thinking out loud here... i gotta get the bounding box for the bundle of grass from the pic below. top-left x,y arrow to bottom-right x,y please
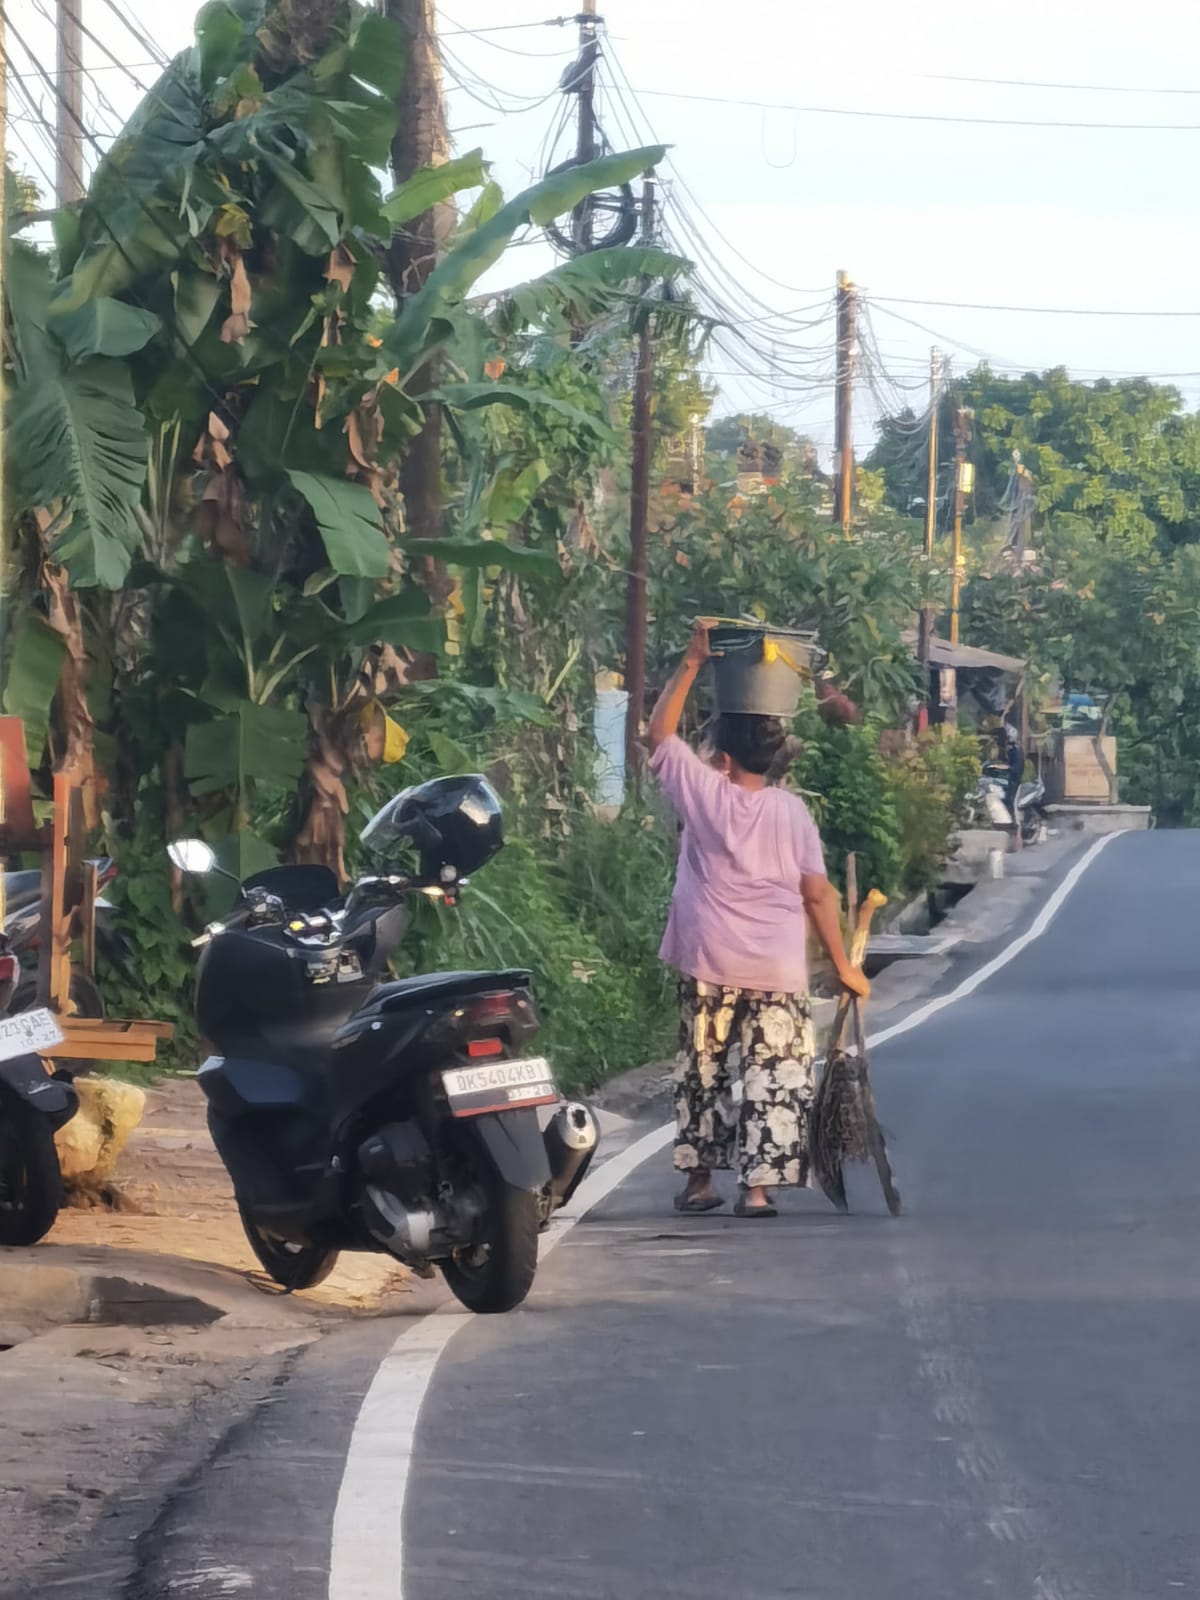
810,889 -> 901,1217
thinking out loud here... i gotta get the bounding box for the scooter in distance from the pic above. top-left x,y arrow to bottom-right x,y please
0,955 -> 76,1246
169,774 -> 599,1314
2,857 -> 125,1028
1013,774 -> 1047,845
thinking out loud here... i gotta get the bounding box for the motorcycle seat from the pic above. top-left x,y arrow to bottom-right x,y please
3,858 -> 113,918
372,969 -> 533,1012
1,870 -> 42,914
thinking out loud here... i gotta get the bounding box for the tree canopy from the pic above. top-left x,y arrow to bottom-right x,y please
870,363 -> 1200,824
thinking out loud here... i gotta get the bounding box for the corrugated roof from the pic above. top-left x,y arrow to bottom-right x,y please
903,632 -> 1026,675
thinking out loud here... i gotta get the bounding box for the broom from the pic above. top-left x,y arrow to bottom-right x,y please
811,887 -> 902,1216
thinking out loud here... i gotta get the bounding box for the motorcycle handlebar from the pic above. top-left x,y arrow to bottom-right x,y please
191,900 -> 258,948
191,874 -> 449,947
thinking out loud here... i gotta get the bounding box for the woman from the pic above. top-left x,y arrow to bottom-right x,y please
648,622 -> 870,1218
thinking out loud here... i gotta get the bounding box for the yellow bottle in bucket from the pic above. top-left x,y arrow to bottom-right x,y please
707,620 -> 821,717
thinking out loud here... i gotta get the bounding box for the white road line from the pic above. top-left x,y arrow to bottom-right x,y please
327,828 -> 1123,1600
865,830 -> 1121,1053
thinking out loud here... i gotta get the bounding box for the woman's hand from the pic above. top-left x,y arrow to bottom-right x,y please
684,619 -> 717,669
837,962 -> 871,1001
649,623 -> 718,750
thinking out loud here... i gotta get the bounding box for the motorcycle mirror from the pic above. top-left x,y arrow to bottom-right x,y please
168,839 -> 218,876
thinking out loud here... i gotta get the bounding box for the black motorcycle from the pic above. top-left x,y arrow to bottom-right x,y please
2,856 -> 123,1027
169,774 -> 599,1314
0,950 -> 78,1246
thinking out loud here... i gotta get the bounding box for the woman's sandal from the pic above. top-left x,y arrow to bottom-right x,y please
674,1191 -> 725,1214
734,1193 -> 778,1219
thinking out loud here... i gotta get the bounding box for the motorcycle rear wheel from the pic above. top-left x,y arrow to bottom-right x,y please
238,1205 -> 339,1292
0,1101 -> 64,1246
441,1181 -> 539,1314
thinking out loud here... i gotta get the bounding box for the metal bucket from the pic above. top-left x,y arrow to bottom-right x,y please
708,623 -> 819,718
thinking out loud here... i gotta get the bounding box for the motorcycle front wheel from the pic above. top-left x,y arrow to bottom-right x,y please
0,1101 -> 64,1246
441,1180 -> 539,1314
238,1204 -> 339,1292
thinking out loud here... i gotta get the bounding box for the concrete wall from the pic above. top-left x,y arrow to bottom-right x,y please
1045,805 -> 1152,836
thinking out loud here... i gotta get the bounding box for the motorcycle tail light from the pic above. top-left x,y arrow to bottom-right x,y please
0,955 -> 17,985
464,993 -> 519,1024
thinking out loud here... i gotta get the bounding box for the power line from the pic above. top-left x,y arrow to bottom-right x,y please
871,292 -> 1200,318
5,56 -> 158,83
51,0 -> 155,95
4,73 -> 65,204
438,40 -> 570,115
923,71 -> 1200,97
439,15 -> 573,36
2,7 -> 239,422
3,20 -> 87,195
628,84 -> 1200,133
587,53 -> 842,375
97,0 -> 169,67
602,46 -> 828,299
438,9 -> 576,57
866,301 -> 1031,368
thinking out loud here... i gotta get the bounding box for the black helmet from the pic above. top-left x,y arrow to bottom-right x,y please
360,775 -> 503,882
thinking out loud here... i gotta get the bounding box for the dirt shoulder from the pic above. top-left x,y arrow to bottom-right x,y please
0,1076 -> 416,1587
49,1075 -> 412,1312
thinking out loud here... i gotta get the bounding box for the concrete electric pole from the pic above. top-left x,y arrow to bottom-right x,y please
573,0 -> 600,252
917,347 -> 941,679
833,271 -> 856,534
56,0 -> 85,204
950,405 -> 974,644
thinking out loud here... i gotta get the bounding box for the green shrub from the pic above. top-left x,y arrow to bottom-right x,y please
97,800 -> 200,1074
793,710 -> 903,896
887,732 -> 981,893
394,825 -> 675,1093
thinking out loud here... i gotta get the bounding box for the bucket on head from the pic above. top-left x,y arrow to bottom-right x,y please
708,622 -> 819,718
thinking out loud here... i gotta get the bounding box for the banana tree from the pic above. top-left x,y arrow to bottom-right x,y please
3,0 -> 670,876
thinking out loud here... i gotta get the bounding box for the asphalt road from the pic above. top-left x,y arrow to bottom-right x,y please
30,830 -> 1200,1598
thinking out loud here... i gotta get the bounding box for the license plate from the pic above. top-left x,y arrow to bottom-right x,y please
442,1057 -> 557,1117
0,1008 -> 64,1063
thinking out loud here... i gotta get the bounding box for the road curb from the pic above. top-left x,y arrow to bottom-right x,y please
0,1246 -> 372,1336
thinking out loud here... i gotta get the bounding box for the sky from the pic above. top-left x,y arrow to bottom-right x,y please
10,0 -> 1200,460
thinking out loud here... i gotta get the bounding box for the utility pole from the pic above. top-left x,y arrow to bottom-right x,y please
573,0 -> 600,253
56,0 -> 85,204
916,348 -> 940,683
1011,451 -> 1034,564
833,270 -> 855,534
0,12 -> 7,676
950,405 -> 973,645
383,0 -> 450,543
624,173 -> 656,774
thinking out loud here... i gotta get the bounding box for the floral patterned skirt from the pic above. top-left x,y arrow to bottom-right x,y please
674,978 -> 816,1188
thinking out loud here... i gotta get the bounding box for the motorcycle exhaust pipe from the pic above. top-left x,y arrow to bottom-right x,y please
544,1101 -> 600,1208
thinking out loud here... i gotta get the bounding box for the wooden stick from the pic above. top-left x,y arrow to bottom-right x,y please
850,887 -> 888,968
828,887 -> 888,1052
845,850 -> 858,931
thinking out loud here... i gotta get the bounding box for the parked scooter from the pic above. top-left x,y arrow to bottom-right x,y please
0,956 -> 75,1245
2,858 -> 124,1026
1013,774 -> 1047,845
169,774 -> 600,1314
965,766 -> 1015,829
